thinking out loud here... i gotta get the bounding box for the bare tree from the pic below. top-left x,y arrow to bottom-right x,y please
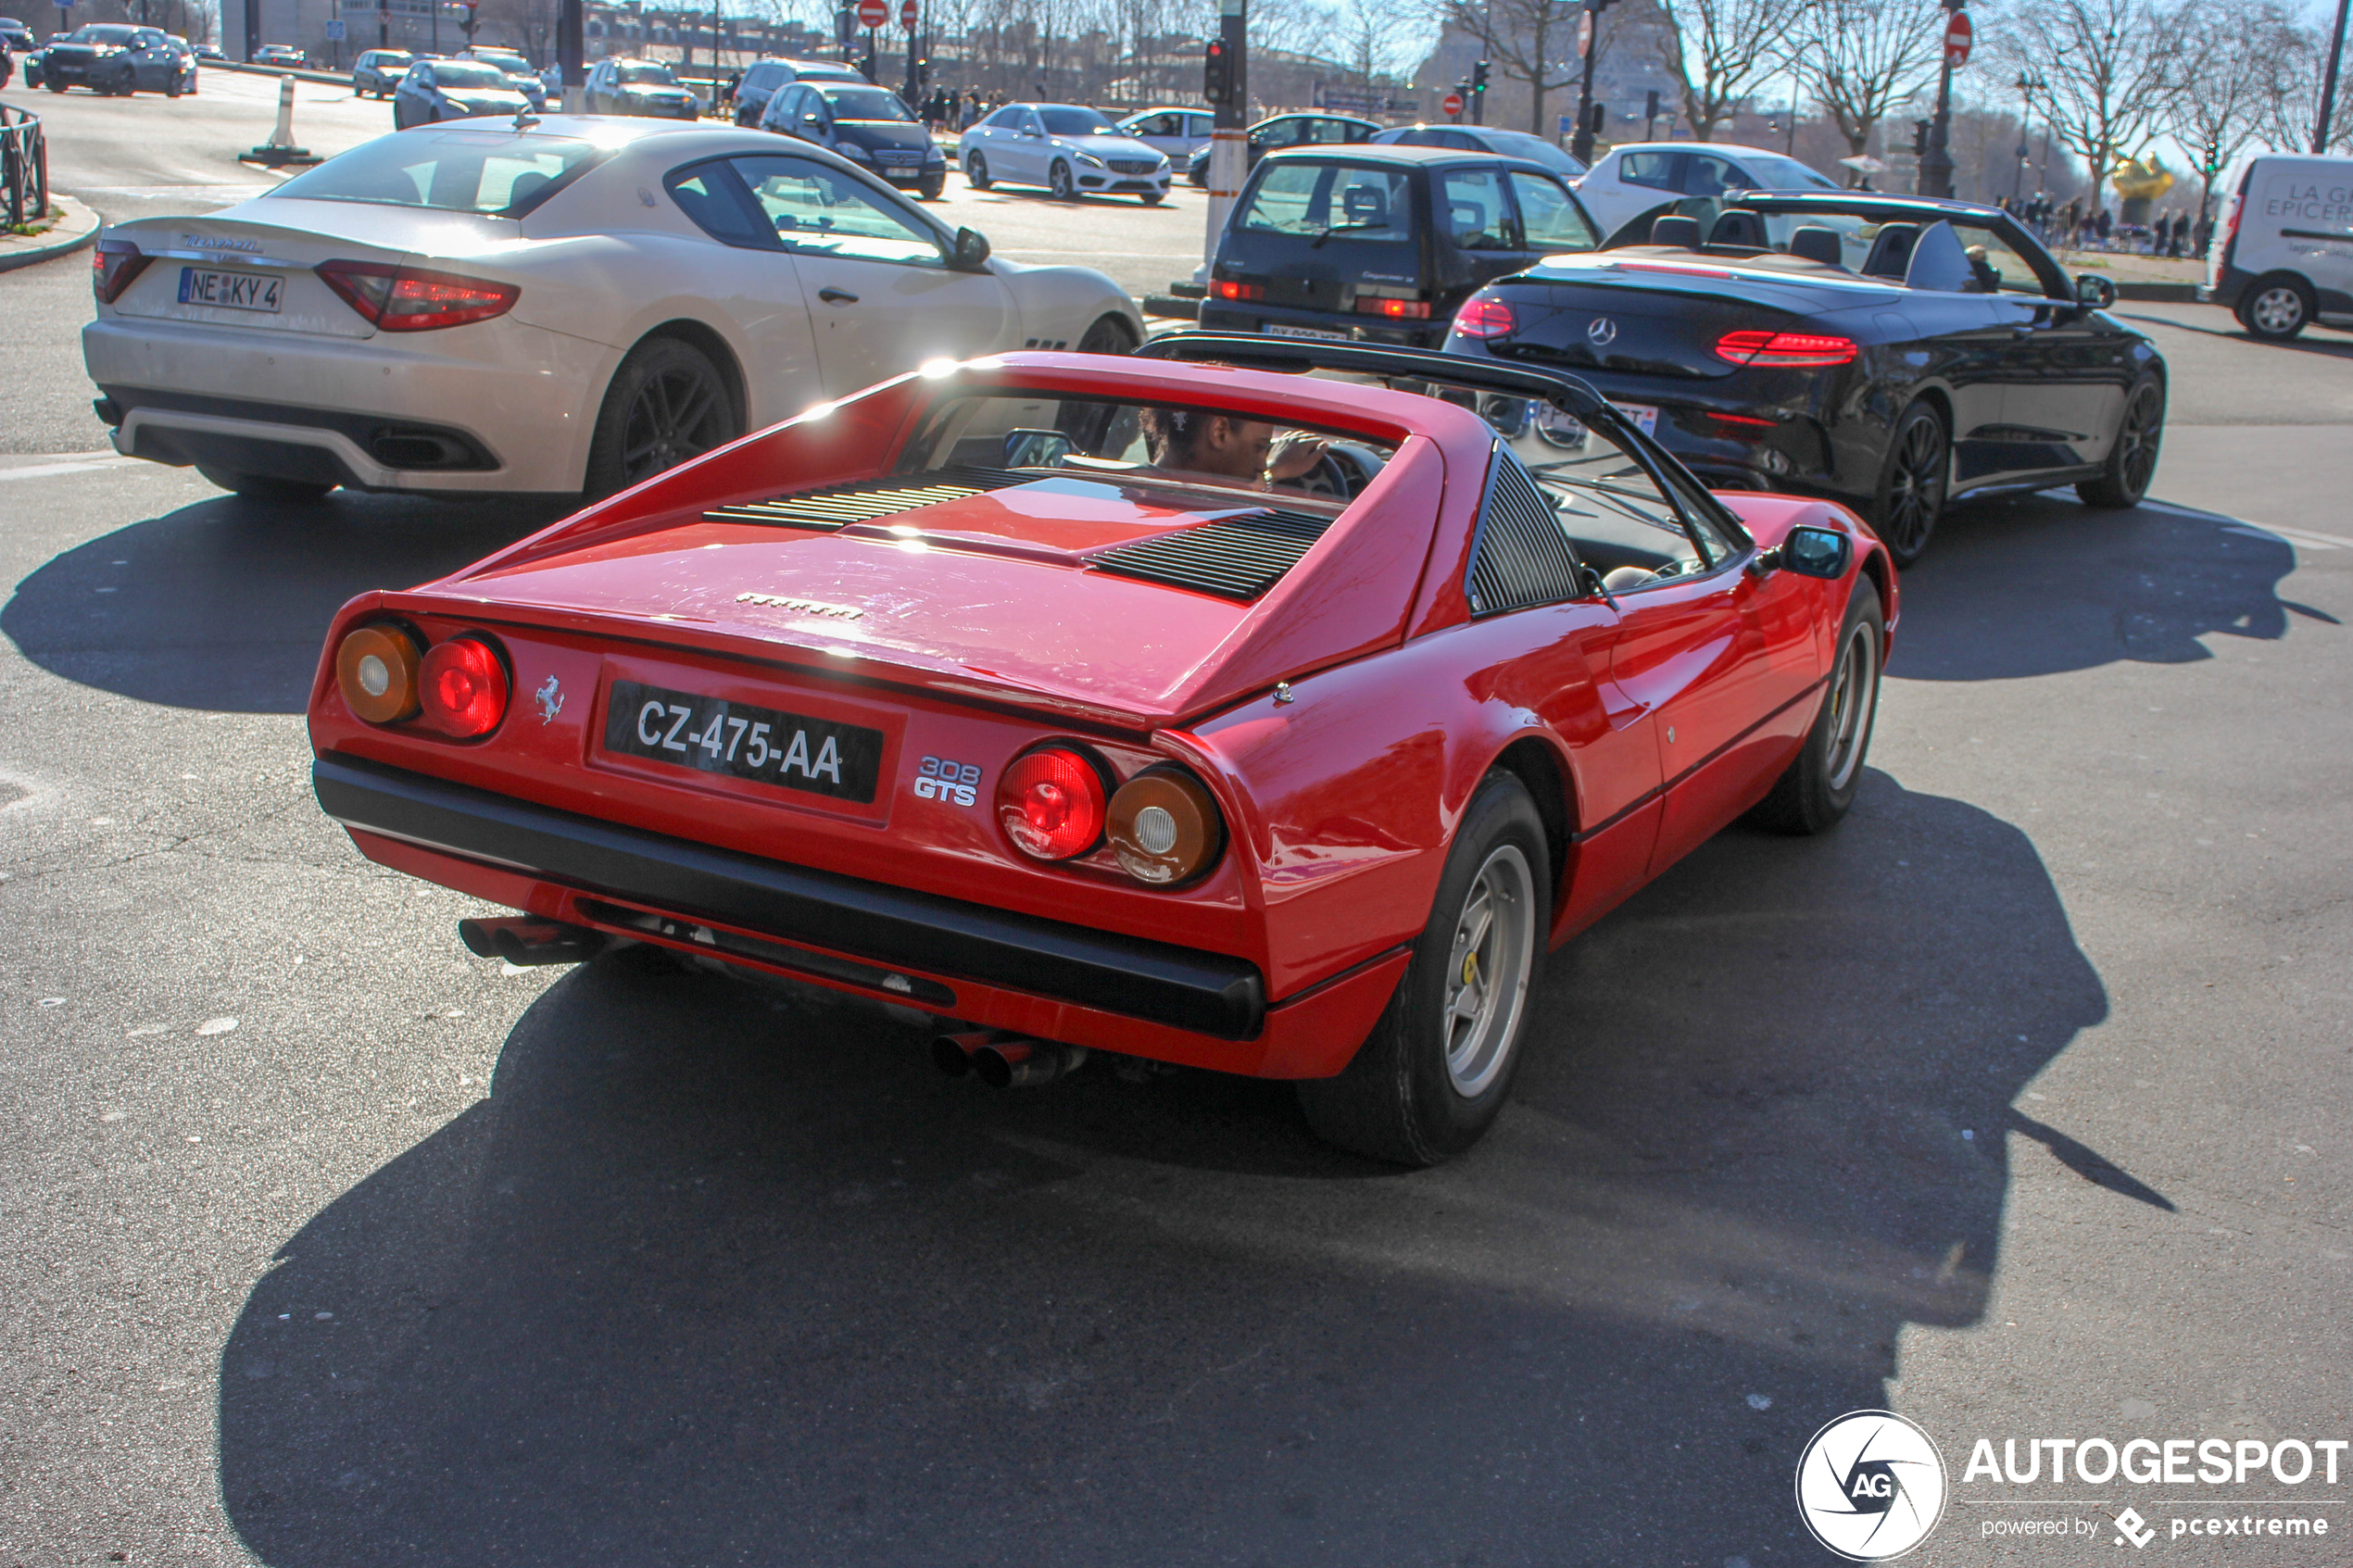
1336,0 -> 1411,84
1655,0 -> 1799,143
1991,0 -> 2174,209
2161,0 -> 2296,209
1433,0 -> 1652,137
2260,17 -> 2353,154
1790,0 -> 1944,168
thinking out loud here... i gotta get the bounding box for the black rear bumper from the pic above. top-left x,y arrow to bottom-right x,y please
313,755 -> 1267,1040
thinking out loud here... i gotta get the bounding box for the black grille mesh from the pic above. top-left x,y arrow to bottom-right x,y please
1466,450 -> 1583,616
1088,508 -> 1332,600
704,466 -> 1029,530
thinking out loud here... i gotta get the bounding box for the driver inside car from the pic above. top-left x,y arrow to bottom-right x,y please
1138,407 -> 1328,491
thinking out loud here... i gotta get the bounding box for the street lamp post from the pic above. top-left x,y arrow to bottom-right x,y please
2013,71 -> 2044,203
2317,0 -> 2348,152
1918,0 -> 1961,199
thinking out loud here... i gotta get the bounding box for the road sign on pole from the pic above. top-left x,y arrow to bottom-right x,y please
1441,89 -> 1464,119
899,0 -> 914,28
1577,8 -> 1592,57
855,0 -> 887,30
1944,10 -> 1971,68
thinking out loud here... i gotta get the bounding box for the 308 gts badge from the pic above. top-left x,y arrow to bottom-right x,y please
913,756 -> 982,807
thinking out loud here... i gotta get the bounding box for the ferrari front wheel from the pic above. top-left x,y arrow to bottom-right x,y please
1870,400 -> 1948,567
1748,577 -> 1882,834
1297,771 -> 1549,1166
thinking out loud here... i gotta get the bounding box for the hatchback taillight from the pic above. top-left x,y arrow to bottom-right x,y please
316,259 -> 520,332
92,239 -> 152,304
1714,330 -> 1858,368
1354,295 -> 1432,320
1212,279 -> 1265,301
1453,296 -> 1517,339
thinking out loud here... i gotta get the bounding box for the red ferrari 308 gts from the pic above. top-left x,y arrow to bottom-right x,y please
307,337 -> 1895,1164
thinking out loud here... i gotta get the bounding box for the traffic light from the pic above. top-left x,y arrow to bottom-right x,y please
1471,58 -> 1489,95
1203,37 -> 1229,104
1912,119 -> 1931,157
1644,89 -> 1659,120
1590,102 -> 1606,134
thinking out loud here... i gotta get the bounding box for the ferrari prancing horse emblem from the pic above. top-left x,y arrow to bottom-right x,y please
535,675 -> 564,724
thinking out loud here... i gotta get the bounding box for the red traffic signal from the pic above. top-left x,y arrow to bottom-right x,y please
1203,38 -> 1231,104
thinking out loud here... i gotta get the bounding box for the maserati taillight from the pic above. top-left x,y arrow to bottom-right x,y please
1715,330 -> 1858,368
316,259 -> 520,332
92,239 -> 153,304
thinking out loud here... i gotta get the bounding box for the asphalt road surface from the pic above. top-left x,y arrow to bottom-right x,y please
3,78 -> 2350,1568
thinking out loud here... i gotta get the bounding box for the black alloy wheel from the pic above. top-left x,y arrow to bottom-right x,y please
965,152 -> 991,189
584,336 -> 741,498
1048,160 -> 1076,201
1076,314 -> 1138,356
1871,401 -> 1949,567
2078,376 -> 2165,508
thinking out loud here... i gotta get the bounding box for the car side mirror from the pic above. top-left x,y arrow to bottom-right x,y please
1754,524 -> 1851,580
2075,272 -> 2117,308
950,226 -> 990,270
1003,428 -> 1075,468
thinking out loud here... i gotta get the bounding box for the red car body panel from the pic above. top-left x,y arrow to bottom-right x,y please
307,354 -> 1894,1078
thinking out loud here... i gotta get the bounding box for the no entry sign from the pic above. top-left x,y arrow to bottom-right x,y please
856,0 -> 888,30
1442,90 -> 1464,118
1944,10 -> 1972,68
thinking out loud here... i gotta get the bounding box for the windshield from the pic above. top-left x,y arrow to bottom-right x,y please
1740,153 -> 1839,191
821,85 -> 912,121
429,61 -> 510,88
1038,107 -> 1116,136
617,62 -> 677,85
1238,162 -> 1414,244
473,51 -> 527,69
271,130 -> 604,214
70,24 -> 139,43
371,50 -> 414,64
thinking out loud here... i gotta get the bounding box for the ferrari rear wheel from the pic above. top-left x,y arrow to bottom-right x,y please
584,336 -> 741,498
1297,771 -> 1549,1166
2077,375 -> 2164,508
1870,400 -> 1948,567
1748,577 -> 1883,835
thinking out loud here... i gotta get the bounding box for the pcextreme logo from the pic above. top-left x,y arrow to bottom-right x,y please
1797,1411 -> 1950,1561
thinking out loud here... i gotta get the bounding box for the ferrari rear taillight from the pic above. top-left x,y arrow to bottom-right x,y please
92,239 -> 152,304
417,635 -> 510,737
998,746 -> 1108,861
316,259 -> 520,332
1453,296 -> 1517,339
1714,330 -> 1858,368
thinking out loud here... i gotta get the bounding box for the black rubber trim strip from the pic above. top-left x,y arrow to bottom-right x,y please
313,754 -> 1266,1039
1567,671 -> 1830,844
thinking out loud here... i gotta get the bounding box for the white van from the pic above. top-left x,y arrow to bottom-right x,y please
2203,152 -> 2353,340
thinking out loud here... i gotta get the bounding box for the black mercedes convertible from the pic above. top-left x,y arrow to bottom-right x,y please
1441,192 -> 2166,563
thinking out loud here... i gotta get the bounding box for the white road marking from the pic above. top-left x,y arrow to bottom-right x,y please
0,458 -> 138,483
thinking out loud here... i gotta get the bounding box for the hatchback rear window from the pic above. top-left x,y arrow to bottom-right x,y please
269,131 -> 606,216
1238,163 -> 1413,244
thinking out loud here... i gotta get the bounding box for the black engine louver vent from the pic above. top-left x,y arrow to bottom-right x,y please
704,465 -> 1030,530
1466,449 -> 1583,616
1087,508 -> 1332,600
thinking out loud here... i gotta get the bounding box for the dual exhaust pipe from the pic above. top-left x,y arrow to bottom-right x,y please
931,1029 -> 1088,1089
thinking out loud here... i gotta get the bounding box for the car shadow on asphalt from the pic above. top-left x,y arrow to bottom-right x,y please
1891,489 -> 2301,679
0,489 -> 567,712
215,771 -> 2128,1566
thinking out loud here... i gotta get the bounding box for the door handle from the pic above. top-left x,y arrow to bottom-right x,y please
818,287 -> 860,305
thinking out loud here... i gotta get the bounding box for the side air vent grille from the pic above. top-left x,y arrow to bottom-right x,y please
1087,508 -> 1332,600
704,466 -> 1030,530
1466,448 -> 1582,616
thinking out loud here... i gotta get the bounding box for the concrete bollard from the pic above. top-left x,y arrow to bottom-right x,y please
242,71 -> 319,166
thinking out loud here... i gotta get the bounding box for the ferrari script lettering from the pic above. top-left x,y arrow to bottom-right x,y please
736,592 -> 863,620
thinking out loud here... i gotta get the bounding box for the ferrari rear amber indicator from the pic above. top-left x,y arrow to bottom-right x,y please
1714,330 -> 1859,368
1107,767 -> 1224,885
316,259 -> 521,332
998,746 -> 1108,861
334,624 -> 422,724
418,636 -> 510,737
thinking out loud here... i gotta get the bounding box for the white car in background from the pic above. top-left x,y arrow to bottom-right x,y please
1572,140 -> 1840,239
82,118 -> 1143,500
956,103 -> 1171,204
1116,107 -> 1212,162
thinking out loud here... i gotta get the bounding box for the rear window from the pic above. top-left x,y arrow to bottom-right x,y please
1238,162 -> 1414,244
270,130 -> 605,215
